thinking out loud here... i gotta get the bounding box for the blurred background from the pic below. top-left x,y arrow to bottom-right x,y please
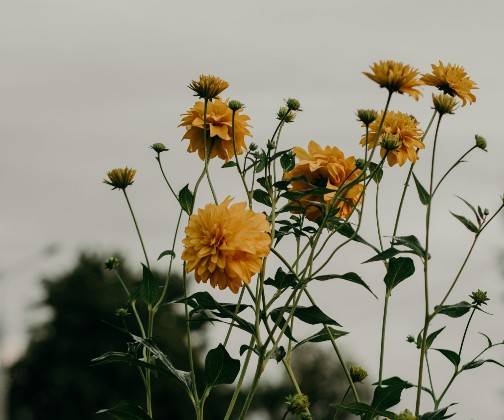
2,1 -> 504,419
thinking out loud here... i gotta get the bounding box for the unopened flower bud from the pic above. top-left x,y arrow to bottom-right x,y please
103,167 -> 136,190
228,99 -> 244,111
277,106 -> 295,123
356,109 -> 378,126
355,158 -> 366,169
349,365 -> 368,383
406,335 -> 416,343
249,142 -> 258,151
381,133 -> 401,151
286,98 -> 301,111
115,307 -> 130,317
483,208 -> 489,216
267,139 -> 276,150
396,409 -> 417,420
105,257 -> 120,270
285,394 -> 310,415
150,142 -> 168,154
470,289 -> 490,306
475,134 -> 487,151
432,93 -> 458,115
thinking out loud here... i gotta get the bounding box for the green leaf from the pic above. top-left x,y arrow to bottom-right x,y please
329,220 -> 375,248
97,401 -> 151,420
435,301 -> 472,318
280,152 -> 295,171
254,151 -> 268,173
264,267 -> 297,289
426,327 -> 446,349
369,376 -> 413,416
312,272 -> 377,298
368,162 -> 384,184
419,403 -> 457,419
412,172 -> 430,205
138,264 -> 161,305
383,257 -> 415,292
461,358 -> 504,371
273,180 -> 290,190
456,195 -> 481,224
332,402 -> 395,418
239,344 -> 259,356
178,184 -> 194,214
273,305 -> 341,326
221,161 -> 237,168
450,212 -> 479,233
253,189 -> 272,207
363,247 -> 400,263
269,311 -> 297,342
131,334 -> 192,393
434,348 -> 460,367
392,235 -> 427,258
479,332 -> 493,347
294,327 -> 348,349
91,351 -> 161,373
205,343 -> 240,386
157,250 -> 175,260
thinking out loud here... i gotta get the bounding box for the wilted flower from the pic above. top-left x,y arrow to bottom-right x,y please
364,60 -> 423,100
284,140 -> 363,221
421,61 -> 477,106
150,142 -> 168,154
361,111 -> 424,167
349,365 -> 368,383
470,289 -> 490,306
188,74 -> 229,100
179,99 -> 251,161
181,197 -> 270,293
103,167 -> 136,190
475,134 -> 487,151
277,106 -> 296,123
432,93 -> 458,115
285,394 -> 310,415
104,257 -> 120,270
357,109 -> 378,126
286,98 -> 302,111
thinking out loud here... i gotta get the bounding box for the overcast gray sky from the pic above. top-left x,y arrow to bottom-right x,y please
2,0 -> 504,418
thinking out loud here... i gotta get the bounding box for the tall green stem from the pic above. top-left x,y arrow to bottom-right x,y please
122,189 -> 150,268
378,292 -> 389,385
415,114 -> 443,416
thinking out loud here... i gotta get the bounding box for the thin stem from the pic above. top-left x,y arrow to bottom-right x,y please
231,110 -> 252,208
223,287 -> 245,347
432,146 -> 477,197
425,353 -> 437,401
333,386 -> 351,420
378,293 -> 390,385
458,307 -> 476,357
156,155 -> 178,201
392,110 -> 437,238
375,181 -> 384,252
122,189 -> 150,268
415,114 -> 443,416
182,265 -> 198,403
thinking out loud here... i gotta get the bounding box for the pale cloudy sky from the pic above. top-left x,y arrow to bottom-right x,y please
2,1 -> 504,419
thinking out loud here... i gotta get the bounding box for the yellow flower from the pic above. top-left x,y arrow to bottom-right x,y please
432,93 -> 458,115
179,99 -> 251,161
361,111 -> 424,167
188,74 -> 229,100
364,60 -> 423,100
284,141 -> 363,221
421,61 -> 477,106
181,197 -> 270,293
103,167 -> 136,190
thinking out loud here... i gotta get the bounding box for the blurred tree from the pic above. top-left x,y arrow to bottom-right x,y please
8,253 -> 364,419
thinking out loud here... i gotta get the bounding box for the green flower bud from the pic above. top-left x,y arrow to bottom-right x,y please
355,158 -> 366,170
349,365 -> 368,383
286,98 -> 301,111
356,109 -> 378,126
470,289 -> 490,306
150,142 -> 168,154
475,134 -> 487,151
406,335 -> 416,343
228,99 -> 244,111
115,307 -> 130,317
249,142 -> 258,151
104,257 -> 120,270
286,394 -> 310,415
396,409 -> 417,420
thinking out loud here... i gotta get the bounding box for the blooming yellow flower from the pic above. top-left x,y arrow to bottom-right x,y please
364,60 -> 423,100
361,111 -> 424,167
181,197 -> 270,293
103,167 -> 136,190
188,74 -> 229,100
421,61 -> 477,106
179,99 -> 251,161
284,141 -> 363,221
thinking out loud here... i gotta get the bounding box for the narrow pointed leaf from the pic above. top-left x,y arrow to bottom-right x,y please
363,247 -> 400,263
312,272 -> 377,298
450,212 -> 479,233
413,172 -> 430,205
434,348 -> 460,367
